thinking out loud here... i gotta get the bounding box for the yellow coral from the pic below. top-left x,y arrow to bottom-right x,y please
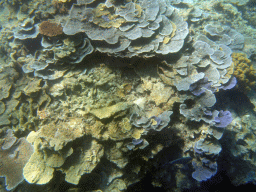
134,4 -> 142,18
232,53 -> 256,92
170,21 -> 177,39
163,36 -> 171,44
92,3 -> 125,29
56,0 -> 70,2
224,61 -> 235,80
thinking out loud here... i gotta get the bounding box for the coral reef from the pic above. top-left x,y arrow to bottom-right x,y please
232,52 -> 256,92
61,139 -> 104,184
158,24 -> 239,128
214,110 -> 233,128
204,24 -> 244,50
220,0 -> 249,6
19,34 -> 93,79
130,110 -> 173,132
158,23 -> 243,93
192,138 -> 221,181
23,118 -> 88,184
14,17 -> 39,40
228,115 -> 256,161
63,0 -> 189,57
222,114 -> 256,186
0,129 -> 34,190
240,1 -> 256,28
0,0 -> 256,191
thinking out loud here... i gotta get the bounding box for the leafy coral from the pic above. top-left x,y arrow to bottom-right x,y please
0,129 -> 34,190
63,0 -> 189,57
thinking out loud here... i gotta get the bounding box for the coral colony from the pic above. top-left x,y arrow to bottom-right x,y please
0,0 -> 256,191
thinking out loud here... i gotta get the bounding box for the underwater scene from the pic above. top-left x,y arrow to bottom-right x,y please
0,0 -> 256,191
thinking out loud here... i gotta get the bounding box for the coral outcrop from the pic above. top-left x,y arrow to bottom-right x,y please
23,118 -> 90,184
204,24 -> 244,50
158,24 -> 242,93
19,34 -> 93,79
192,138 -> 221,181
222,114 -> 256,186
1,0 -> 256,191
63,0 -> 189,57
0,129 -> 34,190
14,17 -> 39,40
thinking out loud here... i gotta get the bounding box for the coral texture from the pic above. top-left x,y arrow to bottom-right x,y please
63,0 -> 189,57
0,129 -> 34,190
192,138 -> 221,181
1,0 -> 256,191
232,52 -> 256,92
23,118 -> 87,184
14,17 -> 39,40
39,20 -> 63,37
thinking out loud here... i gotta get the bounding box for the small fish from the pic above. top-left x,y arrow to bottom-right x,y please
169,157 -> 192,165
161,156 -> 193,168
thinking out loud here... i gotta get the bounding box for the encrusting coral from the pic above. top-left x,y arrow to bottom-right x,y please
39,20 -> 63,37
232,52 -> 256,92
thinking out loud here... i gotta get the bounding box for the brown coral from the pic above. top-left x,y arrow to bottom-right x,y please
232,53 -> 256,92
39,21 -> 63,37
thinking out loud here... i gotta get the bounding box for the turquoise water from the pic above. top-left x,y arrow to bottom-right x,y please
0,0 -> 256,191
